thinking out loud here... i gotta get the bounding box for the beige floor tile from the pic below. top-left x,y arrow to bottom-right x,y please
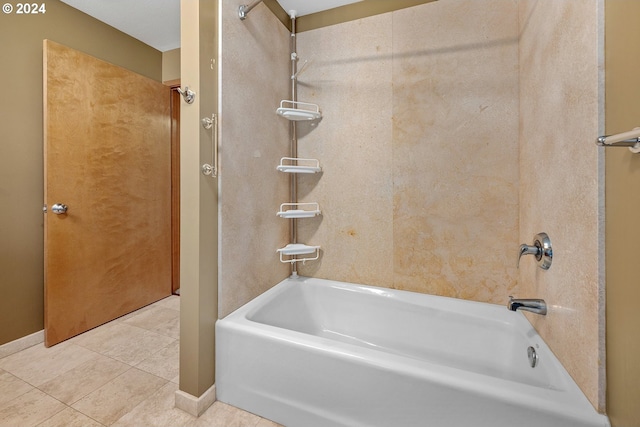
0,388 -> 66,427
0,342 -> 67,374
0,369 -> 33,407
0,342 -> 61,365
255,418 -> 284,427
69,322 -> 121,348
135,340 -> 179,381
194,401 -> 265,427
72,323 -> 175,366
123,306 -> 179,339
38,354 -> 130,404
111,382 -> 196,427
114,304 -> 156,323
0,342 -> 98,387
72,368 -> 167,426
152,296 -> 180,311
160,317 -> 180,340
0,296 -> 273,427
35,407 -> 104,427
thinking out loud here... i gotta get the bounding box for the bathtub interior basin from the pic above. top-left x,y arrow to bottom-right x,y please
216,276 -> 609,427
248,279 -> 555,388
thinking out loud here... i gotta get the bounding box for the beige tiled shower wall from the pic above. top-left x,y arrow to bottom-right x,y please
518,0 -> 604,411
295,0 -> 604,412
296,0 -> 520,303
219,2 -> 291,317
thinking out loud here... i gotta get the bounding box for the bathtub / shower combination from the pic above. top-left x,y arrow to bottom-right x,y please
216,276 -> 609,427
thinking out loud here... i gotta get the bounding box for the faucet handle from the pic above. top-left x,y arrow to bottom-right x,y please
517,232 -> 552,270
517,244 -> 539,268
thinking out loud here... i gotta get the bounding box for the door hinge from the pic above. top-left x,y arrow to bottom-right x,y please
43,204 -> 47,213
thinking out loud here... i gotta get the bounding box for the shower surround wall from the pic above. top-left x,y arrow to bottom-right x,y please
219,2 -> 291,318
217,0 -> 604,411
294,0 -> 603,413
296,1 -> 520,304
518,0 -> 604,411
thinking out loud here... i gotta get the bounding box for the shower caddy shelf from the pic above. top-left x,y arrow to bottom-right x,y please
277,243 -> 320,264
276,157 -> 321,174
276,100 -> 321,121
277,202 -> 321,219
276,98 -> 323,266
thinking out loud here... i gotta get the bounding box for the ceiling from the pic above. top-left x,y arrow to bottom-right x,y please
60,0 -> 364,52
277,0 -> 362,17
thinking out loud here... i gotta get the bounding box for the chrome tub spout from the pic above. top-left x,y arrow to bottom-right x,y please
508,296 -> 547,315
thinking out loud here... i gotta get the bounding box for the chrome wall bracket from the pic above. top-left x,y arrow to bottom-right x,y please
177,86 -> 196,104
238,0 -> 263,20
201,114 -> 218,178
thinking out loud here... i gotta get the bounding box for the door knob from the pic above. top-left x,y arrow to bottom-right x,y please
51,203 -> 68,215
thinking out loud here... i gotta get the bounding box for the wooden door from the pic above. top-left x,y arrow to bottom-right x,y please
43,40 -> 172,346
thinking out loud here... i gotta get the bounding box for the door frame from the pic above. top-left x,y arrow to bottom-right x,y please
167,80 -> 181,295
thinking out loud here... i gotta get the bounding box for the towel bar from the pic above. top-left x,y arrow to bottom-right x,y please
596,127 -> 640,152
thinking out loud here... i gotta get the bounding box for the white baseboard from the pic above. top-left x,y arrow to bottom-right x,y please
175,383 -> 216,417
0,330 -> 44,359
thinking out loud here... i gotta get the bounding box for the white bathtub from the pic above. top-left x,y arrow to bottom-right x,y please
216,277 -> 609,427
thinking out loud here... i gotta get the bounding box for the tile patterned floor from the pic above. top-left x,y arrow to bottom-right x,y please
0,296 -> 282,427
